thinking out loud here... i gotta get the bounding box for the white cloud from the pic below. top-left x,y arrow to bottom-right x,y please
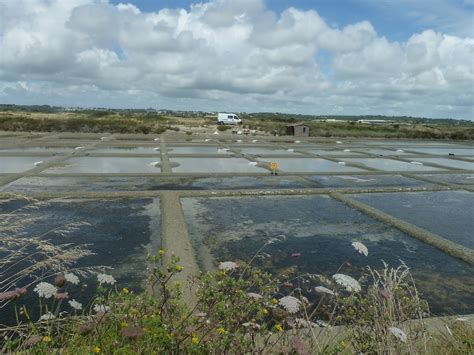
0,0 -> 472,119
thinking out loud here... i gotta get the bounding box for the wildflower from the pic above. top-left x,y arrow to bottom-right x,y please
291,318 -> 318,329
93,304 -> 110,313
121,321 -> 129,328
54,292 -> 69,300
332,274 -> 361,293
122,326 -> 145,339
351,241 -> 368,256
278,296 -> 302,314
291,336 -> 309,355
191,335 -> 199,344
262,308 -> 269,316
42,336 -> 52,343
247,292 -> 263,299
274,324 -> 284,332
122,287 -> 130,294
271,298 -> 278,305
39,312 -> 56,321
97,273 -> 116,285
159,249 -> 165,256
34,282 -> 57,299
217,327 -> 227,335
388,327 -> 407,343
93,346 -> 101,353
69,299 -> 82,311
65,273 -> 80,285
54,274 -> 66,287
0,287 -> 27,302
218,261 -> 238,271
243,322 -> 261,330
314,286 -> 335,296
23,335 -> 42,347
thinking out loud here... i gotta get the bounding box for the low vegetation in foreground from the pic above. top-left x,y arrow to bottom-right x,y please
1,234 -> 473,354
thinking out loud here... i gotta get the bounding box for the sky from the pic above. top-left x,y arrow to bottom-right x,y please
0,0 -> 473,119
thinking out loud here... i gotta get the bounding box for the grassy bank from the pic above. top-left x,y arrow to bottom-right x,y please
1,108 -> 473,139
242,116 -> 474,140
0,112 -> 172,134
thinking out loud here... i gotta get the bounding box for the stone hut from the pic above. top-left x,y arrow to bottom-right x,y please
286,124 -> 310,137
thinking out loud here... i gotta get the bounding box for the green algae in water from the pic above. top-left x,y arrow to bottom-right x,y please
0,198 -> 159,325
351,191 -> 474,249
182,195 -> 474,315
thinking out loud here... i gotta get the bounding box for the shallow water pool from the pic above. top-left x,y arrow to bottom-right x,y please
0,156 -> 54,173
182,195 -> 474,314
43,157 -> 162,173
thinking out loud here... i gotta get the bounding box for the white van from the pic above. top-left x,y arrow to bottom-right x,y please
217,112 -> 242,125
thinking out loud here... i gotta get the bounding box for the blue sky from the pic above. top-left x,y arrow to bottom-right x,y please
1,0 -> 473,119
110,0 -> 474,40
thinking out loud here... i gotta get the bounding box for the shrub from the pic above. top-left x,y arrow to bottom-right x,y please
217,125 -> 230,131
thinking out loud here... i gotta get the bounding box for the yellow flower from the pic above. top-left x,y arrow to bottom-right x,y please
93,346 -> 101,353
340,340 -> 347,349
191,335 -> 199,344
121,321 -> 128,328
262,308 -> 269,316
217,327 -> 226,335
122,287 -> 130,294
274,324 -> 283,332
175,265 -> 183,272
159,249 -> 165,256
42,336 -> 52,343
174,281 -> 181,288
271,298 -> 278,305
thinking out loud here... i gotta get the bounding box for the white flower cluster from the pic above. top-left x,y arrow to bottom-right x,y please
39,312 -> 56,321
351,241 -> 369,256
34,282 -> 57,299
314,286 -> 335,296
388,327 -> 407,343
292,318 -> 318,329
69,299 -> 82,311
93,304 -> 110,313
218,261 -> 238,271
65,273 -> 80,285
278,296 -> 302,314
97,273 -> 116,285
332,274 -> 361,293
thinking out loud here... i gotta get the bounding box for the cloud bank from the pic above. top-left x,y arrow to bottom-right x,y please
0,0 -> 472,119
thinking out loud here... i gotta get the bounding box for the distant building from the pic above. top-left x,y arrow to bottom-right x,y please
286,123 -> 309,137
